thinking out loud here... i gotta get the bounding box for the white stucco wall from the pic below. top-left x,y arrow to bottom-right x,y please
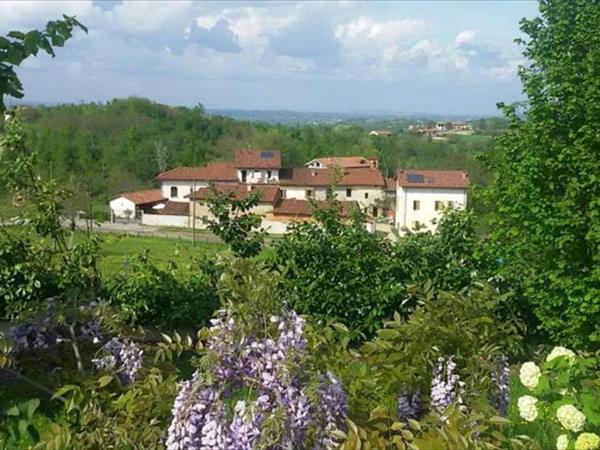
237,169 -> 279,184
160,181 -> 208,202
332,187 -> 384,209
395,187 -> 467,233
109,197 -> 136,219
141,213 -> 190,228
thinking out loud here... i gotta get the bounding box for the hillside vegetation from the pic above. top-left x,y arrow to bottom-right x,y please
9,98 -> 491,206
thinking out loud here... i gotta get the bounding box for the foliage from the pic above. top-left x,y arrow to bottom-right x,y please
103,252 -> 219,329
202,184 -> 266,258
273,201 -> 409,340
0,116 -> 100,316
394,208 -> 487,292
510,347 -> 600,449
484,0 -> 600,348
0,16 -> 86,113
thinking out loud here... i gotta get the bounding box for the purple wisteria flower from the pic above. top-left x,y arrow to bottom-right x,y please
397,388 -> 422,421
490,355 -> 510,416
165,309 -> 348,450
430,356 -> 465,418
92,337 -> 143,384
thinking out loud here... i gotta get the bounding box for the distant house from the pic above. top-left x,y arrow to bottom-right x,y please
395,169 -> 469,233
109,189 -> 166,222
369,129 -> 394,137
109,149 -> 468,236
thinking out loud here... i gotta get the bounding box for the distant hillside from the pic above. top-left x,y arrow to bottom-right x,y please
1,97 -> 494,216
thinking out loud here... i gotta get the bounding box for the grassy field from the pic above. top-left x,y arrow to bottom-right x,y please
97,233 -> 226,276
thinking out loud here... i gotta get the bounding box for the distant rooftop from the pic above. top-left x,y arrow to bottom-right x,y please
235,149 -> 282,169
396,169 -> 469,189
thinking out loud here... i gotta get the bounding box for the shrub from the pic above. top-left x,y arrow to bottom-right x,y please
510,347 -> 600,449
103,254 -> 219,330
273,203 -> 409,340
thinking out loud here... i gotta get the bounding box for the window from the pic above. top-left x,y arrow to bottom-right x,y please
413,200 -> 420,210
281,189 -> 286,199
346,188 -> 352,198
435,200 -> 444,211
170,186 -> 178,198
412,220 -> 420,230
241,170 -> 247,182
364,192 -> 369,199
372,207 -> 378,217
306,189 -> 313,198
267,170 -> 272,178
447,200 -> 454,208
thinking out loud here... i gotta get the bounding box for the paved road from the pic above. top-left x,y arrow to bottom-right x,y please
74,219 -> 225,243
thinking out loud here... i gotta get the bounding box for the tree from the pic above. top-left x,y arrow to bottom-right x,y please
202,184 -> 265,258
0,15 -> 87,113
485,0 -> 600,348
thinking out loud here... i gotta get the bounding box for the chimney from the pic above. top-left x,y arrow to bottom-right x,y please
369,157 -> 379,169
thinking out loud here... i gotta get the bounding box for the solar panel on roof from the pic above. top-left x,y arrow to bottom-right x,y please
407,174 -> 424,183
261,151 -> 274,158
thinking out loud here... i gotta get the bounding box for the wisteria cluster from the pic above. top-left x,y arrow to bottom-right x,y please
430,356 -> 465,418
397,388 -> 422,421
92,337 -> 143,384
166,309 -> 347,450
8,320 -> 56,351
489,355 -> 510,416
8,300 -> 105,351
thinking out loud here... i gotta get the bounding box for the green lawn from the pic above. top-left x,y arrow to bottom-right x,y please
97,233 -> 225,276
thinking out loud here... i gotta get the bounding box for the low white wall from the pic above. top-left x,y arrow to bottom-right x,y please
142,213 -> 190,228
261,220 -> 289,235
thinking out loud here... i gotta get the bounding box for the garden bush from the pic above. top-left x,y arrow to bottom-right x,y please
103,253 -> 220,330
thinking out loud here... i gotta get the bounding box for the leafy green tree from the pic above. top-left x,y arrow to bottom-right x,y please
202,184 -> 265,258
485,0 -> 600,347
273,200 -> 408,340
0,15 -> 87,113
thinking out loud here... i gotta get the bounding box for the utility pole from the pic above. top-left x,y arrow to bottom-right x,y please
192,180 -> 196,246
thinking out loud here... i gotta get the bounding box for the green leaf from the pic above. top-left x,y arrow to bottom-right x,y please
5,405 -> 20,417
98,375 -> 114,388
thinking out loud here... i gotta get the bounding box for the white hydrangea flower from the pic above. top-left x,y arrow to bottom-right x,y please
519,361 -> 541,390
547,346 -> 576,363
557,434 -> 569,450
517,395 -> 538,422
575,433 -> 600,450
557,404 -> 586,432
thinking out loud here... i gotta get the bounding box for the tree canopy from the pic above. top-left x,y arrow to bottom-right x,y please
485,0 -> 600,347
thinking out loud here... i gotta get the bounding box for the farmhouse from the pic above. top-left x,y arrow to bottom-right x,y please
110,148 -> 469,235
109,189 -> 166,221
395,169 -> 469,234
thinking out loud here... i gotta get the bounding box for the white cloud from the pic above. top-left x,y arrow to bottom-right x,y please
455,29 -> 476,46
0,0 -> 96,29
335,16 -> 426,46
112,0 -> 193,33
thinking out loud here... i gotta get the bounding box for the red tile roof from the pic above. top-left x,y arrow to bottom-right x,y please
118,189 -> 166,205
273,199 -> 357,217
235,149 -> 282,169
188,183 -> 281,205
396,169 -> 469,189
158,201 -> 189,216
156,162 -> 238,181
279,167 -> 385,187
308,156 -> 374,169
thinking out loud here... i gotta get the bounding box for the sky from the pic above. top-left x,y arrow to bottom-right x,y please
0,1 -> 539,116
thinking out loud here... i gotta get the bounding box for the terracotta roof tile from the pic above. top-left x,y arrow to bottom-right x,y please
188,183 -> 281,205
235,149 -> 281,169
396,169 -> 469,189
308,156 -> 373,169
117,189 -> 166,205
279,167 -> 385,187
159,201 -> 189,216
273,199 -> 357,217
156,162 -> 238,181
